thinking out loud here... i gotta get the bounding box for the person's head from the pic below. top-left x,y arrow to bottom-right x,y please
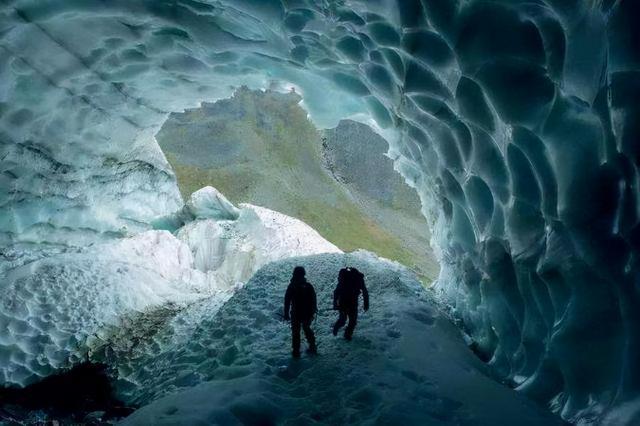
338,268 -> 348,283
291,266 -> 306,284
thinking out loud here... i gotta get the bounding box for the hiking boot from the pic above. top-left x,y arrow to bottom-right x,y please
344,333 -> 352,341
292,350 -> 301,358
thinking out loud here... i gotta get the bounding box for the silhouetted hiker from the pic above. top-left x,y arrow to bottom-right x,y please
333,267 -> 369,340
284,266 -> 317,358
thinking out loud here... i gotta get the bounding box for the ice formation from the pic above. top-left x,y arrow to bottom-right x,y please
0,189 -> 339,388
1,0 -> 638,423
176,200 -> 341,289
183,186 -> 240,221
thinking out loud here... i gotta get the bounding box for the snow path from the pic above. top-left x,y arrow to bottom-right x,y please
121,253 -> 562,425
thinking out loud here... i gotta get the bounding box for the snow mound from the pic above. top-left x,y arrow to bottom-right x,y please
0,191 -> 339,389
177,202 -> 341,289
120,253 -> 562,425
185,186 -> 240,221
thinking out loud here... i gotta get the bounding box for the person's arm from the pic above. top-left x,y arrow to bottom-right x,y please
284,285 -> 292,320
333,284 -> 340,310
361,280 -> 369,311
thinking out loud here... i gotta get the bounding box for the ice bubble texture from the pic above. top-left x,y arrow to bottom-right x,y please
0,203 -> 339,389
1,0 -> 639,422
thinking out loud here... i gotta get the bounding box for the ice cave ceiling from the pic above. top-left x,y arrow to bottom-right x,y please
1,0 -> 640,423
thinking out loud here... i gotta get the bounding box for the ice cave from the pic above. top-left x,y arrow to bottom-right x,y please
1,0 -> 639,424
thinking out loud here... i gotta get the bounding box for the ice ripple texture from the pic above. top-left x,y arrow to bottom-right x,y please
0,189 -> 339,389
1,0 -> 639,422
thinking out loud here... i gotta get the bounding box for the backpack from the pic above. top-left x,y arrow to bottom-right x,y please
292,282 -> 316,319
338,268 -> 363,304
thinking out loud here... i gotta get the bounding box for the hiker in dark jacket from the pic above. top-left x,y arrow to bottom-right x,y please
332,267 -> 369,340
284,266 -> 317,357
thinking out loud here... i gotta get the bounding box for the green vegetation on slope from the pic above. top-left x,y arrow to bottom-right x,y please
167,154 -> 423,273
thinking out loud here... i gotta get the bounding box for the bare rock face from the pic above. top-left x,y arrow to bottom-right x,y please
321,119 -> 420,213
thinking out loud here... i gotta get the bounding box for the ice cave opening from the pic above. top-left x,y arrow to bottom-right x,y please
153,87 -> 439,283
1,0 -> 640,425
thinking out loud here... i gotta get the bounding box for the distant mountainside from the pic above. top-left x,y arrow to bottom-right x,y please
320,120 -> 436,281
322,120 -> 421,212
156,87 -> 438,282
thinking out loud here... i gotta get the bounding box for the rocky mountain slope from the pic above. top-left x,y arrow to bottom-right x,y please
156,88 -> 438,282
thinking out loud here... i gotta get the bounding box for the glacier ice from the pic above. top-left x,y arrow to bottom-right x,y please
176,201 -> 341,289
1,0 -> 639,423
184,186 -> 240,221
0,230 -> 204,387
0,189 -> 339,389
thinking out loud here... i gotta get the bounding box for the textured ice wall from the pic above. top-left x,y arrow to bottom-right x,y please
0,189 -> 339,388
0,230 -> 207,387
1,0 -> 639,422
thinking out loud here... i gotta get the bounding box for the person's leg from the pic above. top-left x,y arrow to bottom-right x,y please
344,308 -> 358,340
302,320 -> 317,353
291,319 -> 301,357
333,310 -> 347,336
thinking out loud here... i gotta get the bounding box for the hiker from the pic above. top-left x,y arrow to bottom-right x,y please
284,266 -> 318,358
332,267 -> 369,340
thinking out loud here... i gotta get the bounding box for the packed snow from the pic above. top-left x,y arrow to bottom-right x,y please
120,252 -> 562,425
0,188 -> 339,389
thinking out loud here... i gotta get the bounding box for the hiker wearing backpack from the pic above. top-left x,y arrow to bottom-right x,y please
332,267 -> 369,340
